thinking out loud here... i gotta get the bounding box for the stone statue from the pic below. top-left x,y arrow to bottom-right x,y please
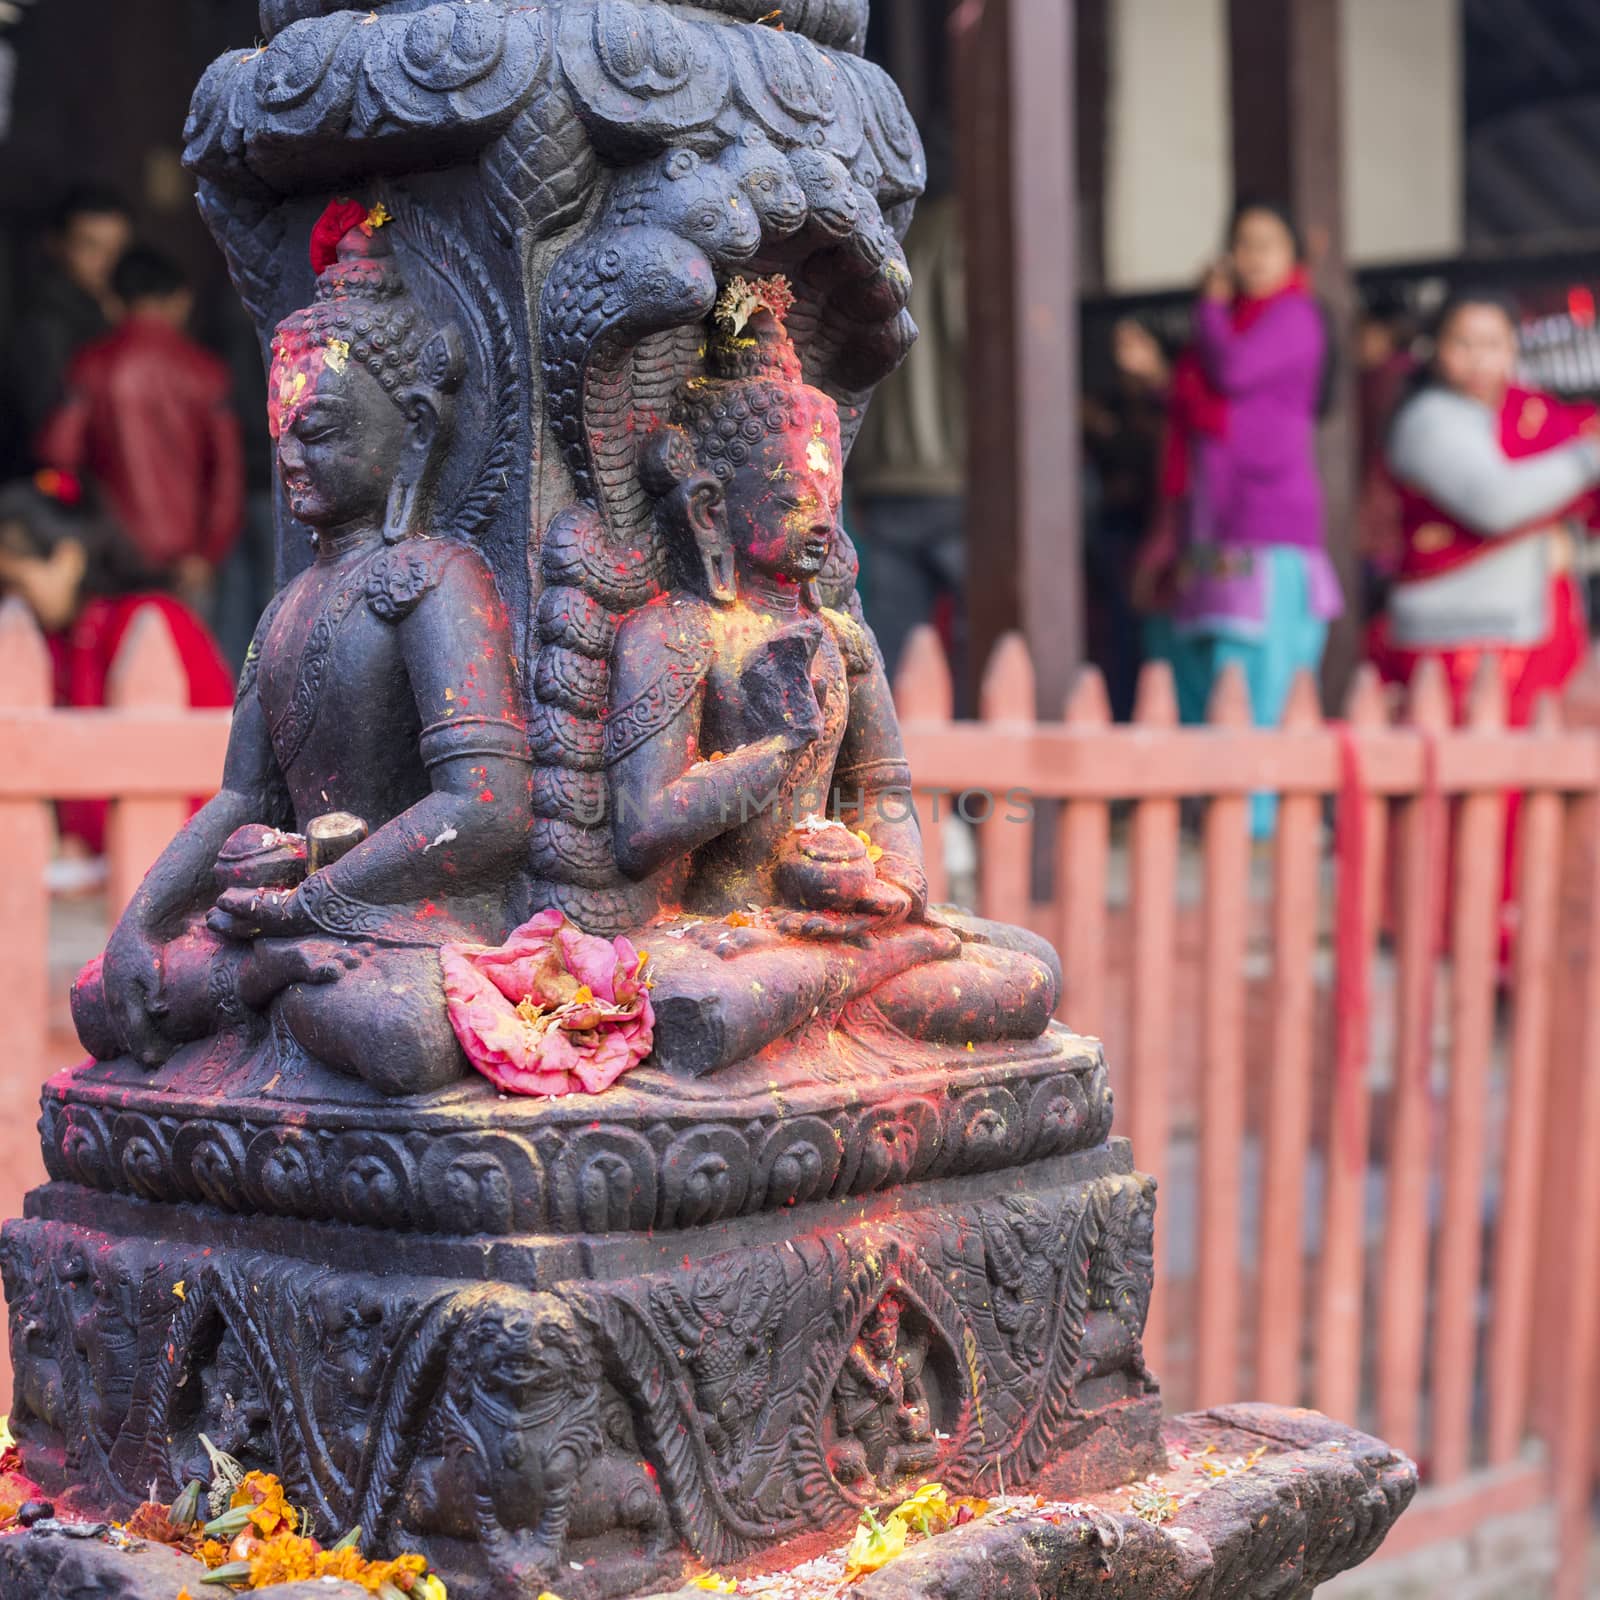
1,6 -> 1414,1598
71,210 -> 533,1095
609,278 -> 1059,1075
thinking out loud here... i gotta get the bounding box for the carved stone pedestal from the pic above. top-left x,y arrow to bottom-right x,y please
3,1028 -> 1168,1598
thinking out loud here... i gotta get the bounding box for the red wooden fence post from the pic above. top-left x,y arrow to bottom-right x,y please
1314,666 -> 1388,1425
1127,660 -> 1180,1384
976,633 -> 1037,933
1543,779 -> 1600,1600
0,600 -> 53,1415
1056,666 -> 1111,1039
1195,663 -> 1252,1408
1256,670 -> 1323,1405
894,625 -> 955,908
1431,657 -> 1506,1485
104,608 -> 193,920
1378,657 -> 1450,1466
1487,692 -> 1563,1466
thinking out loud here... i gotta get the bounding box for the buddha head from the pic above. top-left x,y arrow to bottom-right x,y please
644,275 -> 842,606
268,198 -> 465,545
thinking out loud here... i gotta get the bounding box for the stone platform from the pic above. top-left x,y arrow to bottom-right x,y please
0,1407 -> 1415,1599
842,1408 -> 1418,1600
35,1023 -> 1105,1234
5,1028 -> 1164,1600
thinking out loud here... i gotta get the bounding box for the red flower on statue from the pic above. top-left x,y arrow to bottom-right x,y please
441,910 -> 655,1097
309,198 -> 369,275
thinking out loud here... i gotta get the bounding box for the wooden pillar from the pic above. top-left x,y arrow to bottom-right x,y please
954,0 -> 1081,719
1075,0 -> 1109,292
884,0 -> 930,127
1229,0 -> 1360,705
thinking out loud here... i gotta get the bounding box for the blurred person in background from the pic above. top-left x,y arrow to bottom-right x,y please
849,132 -> 966,696
1134,199 -> 1340,837
38,247 -> 242,616
1,184 -> 133,476
1083,316 -> 1170,720
1371,290 -> 1600,958
0,471 -> 233,862
1372,289 -> 1600,720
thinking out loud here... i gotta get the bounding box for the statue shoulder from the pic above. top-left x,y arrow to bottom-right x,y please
820,605 -> 879,677
236,578 -> 298,703
364,536 -> 491,624
606,594 -> 714,766
612,591 -> 715,667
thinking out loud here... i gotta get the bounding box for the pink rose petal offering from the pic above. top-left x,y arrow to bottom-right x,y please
441,909 -> 654,1097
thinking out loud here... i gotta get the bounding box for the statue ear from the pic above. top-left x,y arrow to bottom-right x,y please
680,471 -> 735,607
387,389 -> 444,542
397,386 -> 445,462
641,427 -> 735,603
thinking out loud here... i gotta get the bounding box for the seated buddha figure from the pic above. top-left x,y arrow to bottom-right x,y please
71,204 -> 532,1096
608,278 -> 1059,1077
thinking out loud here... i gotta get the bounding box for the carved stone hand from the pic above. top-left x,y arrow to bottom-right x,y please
739,621 -> 825,748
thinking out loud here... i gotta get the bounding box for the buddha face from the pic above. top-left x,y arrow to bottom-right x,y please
718,396 -> 842,585
269,331 -> 411,533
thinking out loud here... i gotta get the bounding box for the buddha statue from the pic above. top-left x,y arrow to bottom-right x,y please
609,278 -> 1059,1076
71,203 -> 533,1096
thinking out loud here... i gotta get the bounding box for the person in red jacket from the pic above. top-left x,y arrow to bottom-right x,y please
37,247 -> 243,611
0,471 -> 234,858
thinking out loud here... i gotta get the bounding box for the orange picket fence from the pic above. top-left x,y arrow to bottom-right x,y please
2,595 -> 1599,1594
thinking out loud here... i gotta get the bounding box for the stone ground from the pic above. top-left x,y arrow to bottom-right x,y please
662,1408 -> 1413,1600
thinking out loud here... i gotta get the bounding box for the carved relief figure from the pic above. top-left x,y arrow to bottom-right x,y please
182,1325 -> 273,1480
1089,1174 -> 1159,1391
650,1261 -> 781,1485
565,1390 -> 672,1554
2,1244 -> 69,1439
71,205 -> 533,1095
983,1198 -> 1073,1368
65,1261 -> 139,1447
607,279 -> 1060,1074
403,1294 -> 604,1588
827,1292 -> 939,1488
311,1284 -> 392,1483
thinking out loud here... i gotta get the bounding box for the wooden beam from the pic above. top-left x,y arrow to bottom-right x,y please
1229,0 -> 1360,706
955,0 -> 1082,718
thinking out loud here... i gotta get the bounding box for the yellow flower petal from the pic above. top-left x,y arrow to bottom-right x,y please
843,1507 -> 908,1582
